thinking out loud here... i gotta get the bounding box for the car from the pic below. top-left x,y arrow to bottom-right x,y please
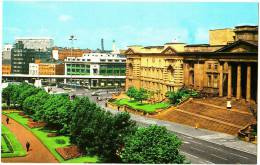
91,92 -> 100,96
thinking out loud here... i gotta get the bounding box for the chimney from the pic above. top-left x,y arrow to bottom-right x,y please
101,38 -> 104,52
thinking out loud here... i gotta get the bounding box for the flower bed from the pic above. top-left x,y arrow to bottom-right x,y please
56,145 -> 82,160
27,121 -> 47,128
47,133 -> 58,137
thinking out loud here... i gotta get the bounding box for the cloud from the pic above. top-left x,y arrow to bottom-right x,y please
58,14 -> 73,22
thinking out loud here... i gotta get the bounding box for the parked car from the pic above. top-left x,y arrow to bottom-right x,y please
91,92 -> 100,96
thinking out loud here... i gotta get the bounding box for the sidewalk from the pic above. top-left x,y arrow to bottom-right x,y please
105,106 -> 257,156
1,115 -> 58,163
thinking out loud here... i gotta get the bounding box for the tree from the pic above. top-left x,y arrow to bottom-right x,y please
120,125 -> 185,164
126,86 -> 138,100
2,84 -> 15,108
41,94 -> 72,134
134,88 -> 149,104
70,97 -> 137,162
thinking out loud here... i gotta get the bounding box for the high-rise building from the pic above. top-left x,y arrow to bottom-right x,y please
2,44 -> 13,64
15,37 -> 54,51
11,41 -> 37,74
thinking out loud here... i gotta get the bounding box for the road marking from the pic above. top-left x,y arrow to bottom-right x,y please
181,152 -> 214,164
181,152 -> 198,159
183,136 -> 193,139
229,152 -> 249,159
183,141 -> 190,144
207,145 -> 224,151
190,141 -> 202,145
190,146 -> 205,153
210,154 -> 228,161
204,160 -> 214,164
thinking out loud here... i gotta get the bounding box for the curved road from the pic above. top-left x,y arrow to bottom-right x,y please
2,115 -> 58,163
74,88 -> 257,164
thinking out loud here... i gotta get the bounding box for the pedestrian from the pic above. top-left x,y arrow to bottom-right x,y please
117,106 -> 120,111
26,141 -> 30,152
105,102 -> 108,107
6,117 -> 9,124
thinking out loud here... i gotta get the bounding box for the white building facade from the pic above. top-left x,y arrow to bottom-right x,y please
29,63 -> 39,75
64,52 -> 126,88
15,37 -> 54,51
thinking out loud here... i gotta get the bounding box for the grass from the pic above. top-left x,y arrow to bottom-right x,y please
2,135 -> 10,153
1,125 -> 27,158
113,98 -> 171,113
4,112 -> 98,163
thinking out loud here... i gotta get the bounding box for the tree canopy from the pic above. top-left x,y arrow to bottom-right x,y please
120,125 -> 185,164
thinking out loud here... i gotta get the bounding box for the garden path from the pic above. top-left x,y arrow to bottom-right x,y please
1,114 -> 58,163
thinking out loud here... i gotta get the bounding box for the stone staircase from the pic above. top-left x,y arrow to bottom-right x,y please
154,98 -> 256,135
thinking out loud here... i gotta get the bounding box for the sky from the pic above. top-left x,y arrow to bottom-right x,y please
3,1 -> 259,50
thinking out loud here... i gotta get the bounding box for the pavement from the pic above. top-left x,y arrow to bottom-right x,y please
50,87 -> 258,164
1,115 -> 58,163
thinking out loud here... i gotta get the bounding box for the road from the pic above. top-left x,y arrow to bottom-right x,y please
51,87 -> 257,164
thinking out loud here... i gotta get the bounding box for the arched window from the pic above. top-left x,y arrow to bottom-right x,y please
167,65 -> 174,81
128,63 -> 133,76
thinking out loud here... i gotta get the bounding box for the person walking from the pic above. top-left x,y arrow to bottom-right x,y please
6,117 -> 9,124
26,141 -> 30,152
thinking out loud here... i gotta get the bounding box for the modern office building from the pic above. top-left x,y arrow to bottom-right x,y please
125,25 -> 258,102
64,52 -> 126,88
11,41 -> 37,74
15,37 -> 54,51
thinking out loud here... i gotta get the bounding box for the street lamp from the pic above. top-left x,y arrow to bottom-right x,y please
69,35 -> 77,89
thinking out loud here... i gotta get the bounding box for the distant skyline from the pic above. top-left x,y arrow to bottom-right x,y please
3,1 -> 258,50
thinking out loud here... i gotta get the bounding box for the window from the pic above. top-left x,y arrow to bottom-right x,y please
214,64 -> 218,70
208,64 -> 211,69
213,75 -> 218,88
208,75 -> 212,87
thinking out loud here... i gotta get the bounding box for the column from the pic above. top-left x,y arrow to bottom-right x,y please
227,64 -> 232,99
236,64 -> 241,99
219,64 -> 223,97
246,64 -> 251,101
185,63 -> 190,86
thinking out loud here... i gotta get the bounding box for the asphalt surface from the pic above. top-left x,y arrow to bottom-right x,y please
51,87 -> 257,164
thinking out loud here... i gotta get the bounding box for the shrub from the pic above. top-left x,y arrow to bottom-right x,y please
55,139 -> 66,144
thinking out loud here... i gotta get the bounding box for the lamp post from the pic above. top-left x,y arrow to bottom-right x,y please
69,35 -> 77,89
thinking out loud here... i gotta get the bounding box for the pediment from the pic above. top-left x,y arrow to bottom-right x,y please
125,48 -> 135,55
162,47 -> 178,55
215,40 -> 258,53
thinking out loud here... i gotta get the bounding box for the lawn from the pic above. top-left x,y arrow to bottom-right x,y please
1,125 -> 27,158
113,98 -> 171,113
4,112 -> 98,163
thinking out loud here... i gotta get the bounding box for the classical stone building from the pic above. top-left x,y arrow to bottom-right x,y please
125,43 -> 185,101
182,25 -> 258,102
125,25 -> 258,102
